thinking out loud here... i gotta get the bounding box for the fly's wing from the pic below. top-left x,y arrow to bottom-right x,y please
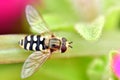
26,5 -> 50,34
21,51 -> 51,79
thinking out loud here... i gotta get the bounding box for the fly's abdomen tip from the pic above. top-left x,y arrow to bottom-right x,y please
19,39 -> 23,46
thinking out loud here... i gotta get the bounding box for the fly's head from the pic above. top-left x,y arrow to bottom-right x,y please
60,37 -> 72,53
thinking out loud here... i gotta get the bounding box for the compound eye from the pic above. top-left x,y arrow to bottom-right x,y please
62,37 -> 67,42
61,44 -> 67,53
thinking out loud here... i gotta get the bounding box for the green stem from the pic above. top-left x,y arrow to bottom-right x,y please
0,30 -> 120,64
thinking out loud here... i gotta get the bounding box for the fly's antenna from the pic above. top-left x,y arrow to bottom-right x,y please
69,41 -> 73,44
68,41 -> 73,48
68,45 -> 72,48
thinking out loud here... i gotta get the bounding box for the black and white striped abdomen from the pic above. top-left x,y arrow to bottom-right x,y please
19,35 -> 46,51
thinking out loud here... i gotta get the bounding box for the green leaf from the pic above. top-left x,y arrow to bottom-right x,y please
43,0 -> 76,16
75,16 -> 105,41
0,57 -> 98,80
87,58 -> 106,80
1,30 -> 120,64
104,6 -> 120,31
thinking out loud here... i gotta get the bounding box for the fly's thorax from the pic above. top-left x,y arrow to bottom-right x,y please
48,37 -> 61,53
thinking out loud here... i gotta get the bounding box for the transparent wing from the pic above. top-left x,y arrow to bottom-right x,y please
26,5 -> 50,34
21,51 -> 51,79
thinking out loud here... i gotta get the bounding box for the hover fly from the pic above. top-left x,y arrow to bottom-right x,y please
19,5 -> 72,79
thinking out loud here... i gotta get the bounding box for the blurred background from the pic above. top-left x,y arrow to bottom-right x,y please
0,0 -> 120,80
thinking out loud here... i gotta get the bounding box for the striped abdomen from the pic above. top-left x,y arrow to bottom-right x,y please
19,35 -> 46,51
